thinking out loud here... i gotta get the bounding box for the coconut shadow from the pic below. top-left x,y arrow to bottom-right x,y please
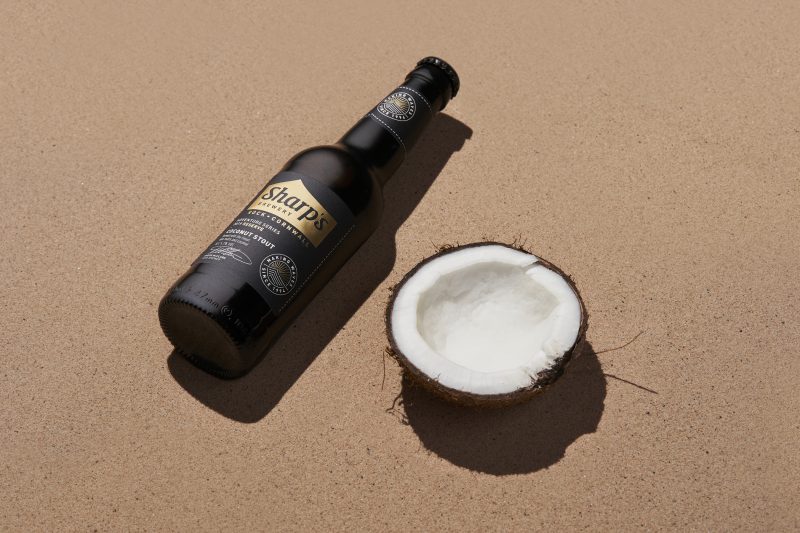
399,342 -> 606,475
167,114 -> 472,423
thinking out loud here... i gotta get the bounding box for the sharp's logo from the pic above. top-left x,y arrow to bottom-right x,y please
377,92 -> 416,121
248,180 -> 336,247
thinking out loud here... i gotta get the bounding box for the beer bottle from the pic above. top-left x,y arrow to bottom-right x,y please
159,57 -> 460,377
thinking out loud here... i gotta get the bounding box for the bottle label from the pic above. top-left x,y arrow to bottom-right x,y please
194,171 -> 356,312
367,84 -> 434,156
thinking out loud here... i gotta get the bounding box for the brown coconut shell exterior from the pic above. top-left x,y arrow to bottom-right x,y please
385,242 -> 588,408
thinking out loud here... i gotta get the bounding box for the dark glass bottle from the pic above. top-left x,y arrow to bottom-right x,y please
158,57 -> 460,378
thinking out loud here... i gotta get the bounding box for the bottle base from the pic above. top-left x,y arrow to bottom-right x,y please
159,297 -> 250,379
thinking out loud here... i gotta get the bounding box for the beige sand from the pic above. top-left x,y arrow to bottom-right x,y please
1,1 -> 798,530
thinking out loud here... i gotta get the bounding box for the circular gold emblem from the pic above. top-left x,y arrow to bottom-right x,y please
377,92 -> 416,121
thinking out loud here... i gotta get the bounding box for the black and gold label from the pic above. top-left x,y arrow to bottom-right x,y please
194,171 -> 355,312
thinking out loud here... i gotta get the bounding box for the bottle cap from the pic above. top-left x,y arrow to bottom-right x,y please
416,56 -> 460,98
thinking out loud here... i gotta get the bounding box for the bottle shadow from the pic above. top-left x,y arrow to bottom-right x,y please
167,114 -> 473,423
398,341 -> 606,475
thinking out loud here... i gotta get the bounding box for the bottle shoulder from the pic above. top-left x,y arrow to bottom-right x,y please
283,143 -> 378,180
281,144 -> 383,221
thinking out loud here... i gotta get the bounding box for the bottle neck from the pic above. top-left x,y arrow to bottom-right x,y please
338,63 -> 455,185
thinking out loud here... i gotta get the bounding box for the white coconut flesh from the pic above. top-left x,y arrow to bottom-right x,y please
390,245 -> 583,397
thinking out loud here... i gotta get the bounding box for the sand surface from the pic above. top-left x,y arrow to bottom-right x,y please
2,1 -> 798,530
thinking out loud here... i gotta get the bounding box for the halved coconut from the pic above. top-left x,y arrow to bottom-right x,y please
387,242 -> 587,406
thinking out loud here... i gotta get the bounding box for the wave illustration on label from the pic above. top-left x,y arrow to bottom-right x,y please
377,92 -> 416,121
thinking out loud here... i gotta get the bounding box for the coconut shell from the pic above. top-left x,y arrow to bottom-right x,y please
385,242 -> 588,408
